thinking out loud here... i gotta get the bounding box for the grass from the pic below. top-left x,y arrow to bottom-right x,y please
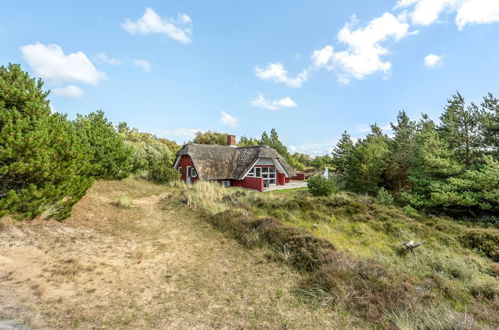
0,178 -> 351,329
266,187 -> 308,195
174,181 -> 499,329
110,195 -> 133,209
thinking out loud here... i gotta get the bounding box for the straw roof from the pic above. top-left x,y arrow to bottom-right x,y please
175,143 -> 296,181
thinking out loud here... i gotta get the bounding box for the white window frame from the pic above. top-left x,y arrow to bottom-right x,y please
222,180 -> 231,187
190,167 -> 198,178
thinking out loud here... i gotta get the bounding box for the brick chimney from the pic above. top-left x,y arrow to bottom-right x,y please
227,134 -> 236,147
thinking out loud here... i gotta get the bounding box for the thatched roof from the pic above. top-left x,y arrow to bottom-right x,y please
175,143 -> 296,181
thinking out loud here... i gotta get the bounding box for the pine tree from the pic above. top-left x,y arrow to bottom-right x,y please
0,64 -> 93,219
331,131 -> 354,174
74,110 -> 133,180
430,155 -> 499,215
481,93 -> 499,158
405,115 -> 463,209
344,124 -> 390,194
386,111 -> 417,191
439,92 -> 485,168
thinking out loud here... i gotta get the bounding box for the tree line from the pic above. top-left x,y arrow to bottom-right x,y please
0,64 -> 179,220
331,93 -> 498,216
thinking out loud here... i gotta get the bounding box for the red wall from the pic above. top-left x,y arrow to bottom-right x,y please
231,177 -> 263,191
292,173 -> 306,180
277,173 -> 286,185
177,156 -> 198,183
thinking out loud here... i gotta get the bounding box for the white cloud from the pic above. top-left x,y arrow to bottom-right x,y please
293,140 -> 337,157
354,123 -> 393,134
134,59 -> 151,72
94,53 -> 120,65
220,111 -> 239,128
424,54 -> 444,66
311,45 -> 335,68
395,0 -> 458,26
289,145 -> 297,152
456,0 -> 499,29
255,63 -> 308,88
20,43 -> 105,85
257,12 -> 415,87
122,8 -> 192,43
330,12 -> 416,83
251,93 -> 298,111
52,85 -> 83,97
154,128 -> 205,141
396,0 -> 499,29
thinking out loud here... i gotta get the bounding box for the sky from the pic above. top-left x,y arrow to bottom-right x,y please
1,0 -> 499,155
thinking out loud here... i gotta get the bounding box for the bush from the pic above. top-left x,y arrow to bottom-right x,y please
460,229 -> 499,261
377,187 -> 394,205
148,157 -> 179,184
74,110 -> 133,180
0,64 -> 93,220
307,176 -> 338,196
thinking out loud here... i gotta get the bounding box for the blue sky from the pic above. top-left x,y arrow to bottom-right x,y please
1,0 -> 499,155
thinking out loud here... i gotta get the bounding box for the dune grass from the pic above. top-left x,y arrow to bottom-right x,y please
175,182 -> 499,329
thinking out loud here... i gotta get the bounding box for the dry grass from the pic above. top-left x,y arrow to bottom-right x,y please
0,178 -> 354,329
175,182 -> 499,329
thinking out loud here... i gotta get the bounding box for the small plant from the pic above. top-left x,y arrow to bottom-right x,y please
377,187 -> 394,205
307,176 -> 338,196
111,196 -> 133,209
403,205 -> 419,217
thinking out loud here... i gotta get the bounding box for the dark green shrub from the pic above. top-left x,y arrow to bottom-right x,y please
148,156 -> 179,184
0,64 -> 93,220
307,176 -> 338,196
74,110 -> 133,180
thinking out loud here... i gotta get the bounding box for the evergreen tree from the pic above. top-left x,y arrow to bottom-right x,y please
344,124 -> 390,194
439,92 -> 485,168
260,131 -> 271,146
75,110 -> 132,180
385,111 -> 417,191
430,155 -> 499,215
405,115 -> 463,209
0,64 -> 93,219
331,131 -> 354,173
481,93 -> 499,158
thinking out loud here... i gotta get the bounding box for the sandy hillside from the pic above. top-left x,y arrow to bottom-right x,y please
0,178 -> 352,329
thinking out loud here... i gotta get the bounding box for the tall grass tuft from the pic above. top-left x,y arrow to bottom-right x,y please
183,182 -> 228,214
111,196 -> 133,209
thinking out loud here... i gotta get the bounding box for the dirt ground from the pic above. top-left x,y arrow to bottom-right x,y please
0,178 -> 351,329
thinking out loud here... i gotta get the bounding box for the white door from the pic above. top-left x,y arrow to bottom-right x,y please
186,166 -> 191,184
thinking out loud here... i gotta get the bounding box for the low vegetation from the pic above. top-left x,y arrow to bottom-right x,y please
173,182 -> 498,328
306,176 -> 338,196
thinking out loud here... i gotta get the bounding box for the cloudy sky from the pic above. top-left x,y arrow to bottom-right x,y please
1,0 -> 499,155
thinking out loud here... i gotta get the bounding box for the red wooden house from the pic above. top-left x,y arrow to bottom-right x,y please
173,135 -> 298,191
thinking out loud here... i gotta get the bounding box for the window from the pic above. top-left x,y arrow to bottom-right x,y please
255,167 -> 261,177
269,167 -> 276,173
222,180 -> 231,187
262,167 -> 269,173
247,168 -> 255,177
190,168 -> 197,178
178,167 -> 182,175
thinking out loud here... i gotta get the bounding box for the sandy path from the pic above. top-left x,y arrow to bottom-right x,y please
0,179 -> 346,329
